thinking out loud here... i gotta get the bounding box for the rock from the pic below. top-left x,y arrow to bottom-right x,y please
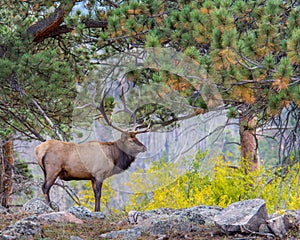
0,219 -> 41,239
37,211 -> 83,224
267,214 -> 291,238
128,206 -> 221,226
147,217 -> 201,236
173,205 -> 222,225
67,206 -> 92,218
104,205 -> 222,238
285,210 -> 300,227
127,209 -> 175,225
258,223 -> 272,234
91,212 -> 106,219
214,198 -> 268,234
22,198 -> 53,215
67,206 -> 105,219
100,227 -> 143,240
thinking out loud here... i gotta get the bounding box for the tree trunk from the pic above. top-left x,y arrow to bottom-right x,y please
0,140 -> 14,208
239,111 -> 259,173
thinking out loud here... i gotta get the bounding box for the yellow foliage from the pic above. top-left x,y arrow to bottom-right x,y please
126,154 -> 300,213
77,154 -> 300,214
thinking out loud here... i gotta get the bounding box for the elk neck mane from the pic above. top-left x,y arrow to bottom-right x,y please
115,150 -> 135,171
107,140 -> 136,171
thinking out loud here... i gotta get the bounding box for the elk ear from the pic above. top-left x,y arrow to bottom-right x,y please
121,133 -> 129,141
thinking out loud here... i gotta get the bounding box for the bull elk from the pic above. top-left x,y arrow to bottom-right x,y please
35,94 -> 149,212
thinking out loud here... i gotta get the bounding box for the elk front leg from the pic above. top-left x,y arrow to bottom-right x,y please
92,179 -> 103,212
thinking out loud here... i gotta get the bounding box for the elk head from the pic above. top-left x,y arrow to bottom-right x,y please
116,132 -> 147,157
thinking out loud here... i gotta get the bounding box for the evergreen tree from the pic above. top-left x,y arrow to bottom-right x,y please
0,1 -> 77,207
1,0 -> 299,206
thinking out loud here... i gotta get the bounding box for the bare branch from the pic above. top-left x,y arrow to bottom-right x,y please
31,99 -> 64,141
54,181 -> 81,206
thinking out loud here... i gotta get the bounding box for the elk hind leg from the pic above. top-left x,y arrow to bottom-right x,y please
42,176 -> 58,204
42,165 -> 60,208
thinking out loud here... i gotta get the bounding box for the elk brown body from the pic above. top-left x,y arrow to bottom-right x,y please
35,133 -> 147,211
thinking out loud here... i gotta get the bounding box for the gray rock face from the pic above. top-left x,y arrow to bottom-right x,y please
22,198 -> 53,215
214,198 -> 268,234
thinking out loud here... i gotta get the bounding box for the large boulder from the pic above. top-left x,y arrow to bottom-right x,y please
67,206 -> 92,218
102,205 -> 222,239
214,198 -> 268,234
100,228 -> 144,240
67,206 -> 106,219
22,198 -> 53,215
127,206 -> 221,226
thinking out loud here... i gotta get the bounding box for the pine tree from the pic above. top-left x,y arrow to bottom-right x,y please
1,1 -> 299,207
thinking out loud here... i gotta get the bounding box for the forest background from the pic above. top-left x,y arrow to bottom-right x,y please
0,0 -> 299,213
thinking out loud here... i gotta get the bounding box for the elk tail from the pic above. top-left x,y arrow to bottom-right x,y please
35,145 -> 46,172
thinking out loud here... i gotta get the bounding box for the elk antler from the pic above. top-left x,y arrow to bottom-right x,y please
97,89 -> 128,134
98,88 -> 150,135
130,122 -> 151,134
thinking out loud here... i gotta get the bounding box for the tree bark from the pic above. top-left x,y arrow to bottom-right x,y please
239,111 -> 259,173
26,2 -> 107,43
0,140 -> 14,208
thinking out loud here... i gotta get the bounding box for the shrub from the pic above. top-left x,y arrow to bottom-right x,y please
126,152 -> 300,213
